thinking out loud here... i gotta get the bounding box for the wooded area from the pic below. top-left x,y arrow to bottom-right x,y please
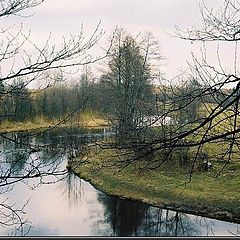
0,0 -> 239,236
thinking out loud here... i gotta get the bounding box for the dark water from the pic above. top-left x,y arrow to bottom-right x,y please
0,127 -> 239,237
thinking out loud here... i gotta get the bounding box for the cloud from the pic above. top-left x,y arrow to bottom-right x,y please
34,0 -> 201,31
2,0 -> 233,81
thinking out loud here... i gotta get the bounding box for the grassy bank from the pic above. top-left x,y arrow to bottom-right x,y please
69,146 -> 240,224
0,111 -> 108,133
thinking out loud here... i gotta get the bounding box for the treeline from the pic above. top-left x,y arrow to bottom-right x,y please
0,72 -> 108,122
0,30 -> 234,125
0,73 -> 233,124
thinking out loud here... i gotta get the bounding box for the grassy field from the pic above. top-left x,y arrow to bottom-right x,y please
69,136 -> 240,224
0,111 -> 108,133
67,102 -> 240,223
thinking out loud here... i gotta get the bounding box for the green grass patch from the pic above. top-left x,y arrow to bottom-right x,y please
70,146 -> 240,223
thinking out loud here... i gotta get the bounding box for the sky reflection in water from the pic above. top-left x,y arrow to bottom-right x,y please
0,129 -> 239,237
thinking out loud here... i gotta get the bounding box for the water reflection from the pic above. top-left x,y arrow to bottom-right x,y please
0,127 -> 238,237
0,127 -> 109,185
97,192 -> 201,237
58,172 -> 83,208
97,194 -> 147,236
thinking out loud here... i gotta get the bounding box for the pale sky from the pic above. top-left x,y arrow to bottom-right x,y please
2,0 -> 237,83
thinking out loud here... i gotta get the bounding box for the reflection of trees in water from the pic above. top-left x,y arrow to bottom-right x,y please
66,173 -> 82,208
0,130 -> 80,235
0,127 -> 104,187
228,226 -> 240,237
57,172 -> 83,208
9,150 -> 29,173
1,133 -> 31,174
97,193 -> 148,236
112,199 -> 147,236
0,127 -> 207,237
194,217 -> 240,237
0,128 -> 99,177
97,192 -> 200,237
0,132 -> 65,177
36,127 -> 105,151
143,208 -> 200,237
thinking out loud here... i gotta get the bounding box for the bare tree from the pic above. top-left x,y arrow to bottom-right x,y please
94,0 -> 240,181
173,0 -> 240,176
0,0 -> 106,235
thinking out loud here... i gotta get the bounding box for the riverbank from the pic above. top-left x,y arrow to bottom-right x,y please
0,112 -> 108,133
69,146 -> 240,224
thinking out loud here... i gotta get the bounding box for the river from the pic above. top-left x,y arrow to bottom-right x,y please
0,127 -> 239,237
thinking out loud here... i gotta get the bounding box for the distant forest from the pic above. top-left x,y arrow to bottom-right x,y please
0,70 -> 233,123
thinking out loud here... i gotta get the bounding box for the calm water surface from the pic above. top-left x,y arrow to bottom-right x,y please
0,128 -> 239,237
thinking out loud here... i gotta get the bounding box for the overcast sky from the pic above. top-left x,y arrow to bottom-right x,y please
3,0 -> 237,82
